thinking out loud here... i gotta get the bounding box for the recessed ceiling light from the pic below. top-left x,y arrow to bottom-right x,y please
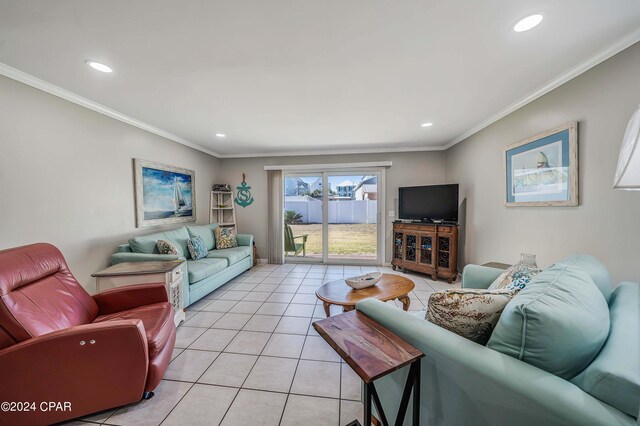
215,133 -> 226,138
514,14 -> 543,32
421,122 -> 433,127
85,60 -> 112,73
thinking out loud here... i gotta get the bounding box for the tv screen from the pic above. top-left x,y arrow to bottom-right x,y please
398,184 -> 459,222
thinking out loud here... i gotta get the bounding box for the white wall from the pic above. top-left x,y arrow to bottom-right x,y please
0,75 -> 220,293
445,42 -> 640,283
218,152 -> 446,263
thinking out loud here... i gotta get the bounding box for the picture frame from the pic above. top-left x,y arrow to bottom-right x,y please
134,159 -> 196,227
504,122 -> 578,207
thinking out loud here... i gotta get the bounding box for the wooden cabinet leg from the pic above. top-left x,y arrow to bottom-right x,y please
447,277 -> 454,284
392,265 -> 397,271
322,302 -> 331,317
431,274 -> 437,281
399,296 -> 410,311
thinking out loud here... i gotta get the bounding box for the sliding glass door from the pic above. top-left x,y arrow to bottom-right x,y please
284,169 -> 384,265
284,173 -> 323,260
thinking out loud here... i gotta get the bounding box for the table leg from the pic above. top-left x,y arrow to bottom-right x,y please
343,305 -> 355,313
412,361 -> 421,426
322,301 -> 331,317
399,296 -> 410,311
364,383 -> 372,426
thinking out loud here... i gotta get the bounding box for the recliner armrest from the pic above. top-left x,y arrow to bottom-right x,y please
0,320 -> 149,425
93,283 -> 168,315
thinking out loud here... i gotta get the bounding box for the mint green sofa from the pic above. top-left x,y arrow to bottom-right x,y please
356,255 -> 639,425
112,224 -> 253,307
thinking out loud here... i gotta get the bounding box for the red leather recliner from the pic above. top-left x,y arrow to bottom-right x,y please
0,243 -> 176,425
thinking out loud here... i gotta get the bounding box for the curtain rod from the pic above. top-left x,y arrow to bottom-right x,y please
264,161 -> 392,171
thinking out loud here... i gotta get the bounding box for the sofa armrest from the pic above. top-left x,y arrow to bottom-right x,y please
237,234 -> 254,247
93,283 -> 169,315
0,320 -> 149,425
355,299 -> 635,426
111,252 -> 180,265
461,264 -> 503,289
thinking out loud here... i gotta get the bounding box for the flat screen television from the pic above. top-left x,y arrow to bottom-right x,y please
398,184 -> 459,222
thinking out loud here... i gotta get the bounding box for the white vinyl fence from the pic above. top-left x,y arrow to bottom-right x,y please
285,199 -> 377,224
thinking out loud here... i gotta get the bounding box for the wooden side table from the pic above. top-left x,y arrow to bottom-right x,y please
482,262 -> 511,270
313,311 -> 424,426
92,260 -> 186,326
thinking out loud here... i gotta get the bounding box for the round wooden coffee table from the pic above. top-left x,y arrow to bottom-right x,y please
315,273 -> 415,317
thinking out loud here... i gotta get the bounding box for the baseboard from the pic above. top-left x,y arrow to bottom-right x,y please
257,258 -> 268,264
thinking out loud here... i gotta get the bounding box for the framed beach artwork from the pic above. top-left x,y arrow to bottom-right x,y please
134,159 -> 196,227
504,122 -> 578,207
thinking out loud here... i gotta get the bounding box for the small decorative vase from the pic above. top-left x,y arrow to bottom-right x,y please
520,253 -> 538,267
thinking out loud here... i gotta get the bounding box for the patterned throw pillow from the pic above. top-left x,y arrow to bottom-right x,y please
488,263 -> 541,292
426,289 -> 514,345
214,227 -> 238,249
157,239 -> 178,255
187,236 -> 208,260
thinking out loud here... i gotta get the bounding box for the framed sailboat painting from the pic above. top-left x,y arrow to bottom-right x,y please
134,159 -> 196,227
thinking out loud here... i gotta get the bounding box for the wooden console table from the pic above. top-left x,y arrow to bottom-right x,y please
313,311 -> 424,426
391,222 -> 458,283
92,260 -> 186,326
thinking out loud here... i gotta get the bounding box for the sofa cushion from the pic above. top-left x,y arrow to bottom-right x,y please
214,227 -> 238,249
161,227 -> 191,258
206,246 -> 252,266
557,254 -> 612,303
186,224 -> 218,251
157,240 -> 178,255
129,227 -> 191,258
427,289 -> 514,345
187,258 -> 228,283
571,282 -> 640,417
187,236 -> 208,260
129,231 -> 166,254
487,264 -> 610,380
94,302 -> 174,358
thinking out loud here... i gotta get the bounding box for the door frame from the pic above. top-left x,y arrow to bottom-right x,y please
283,168 -> 385,266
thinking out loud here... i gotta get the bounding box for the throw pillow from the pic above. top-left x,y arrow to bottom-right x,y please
214,227 -> 238,249
157,239 -> 178,255
426,289 -> 514,345
187,236 -> 208,260
488,262 -> 541,292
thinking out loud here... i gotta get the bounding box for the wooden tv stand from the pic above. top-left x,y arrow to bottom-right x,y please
391,222 -> 458,283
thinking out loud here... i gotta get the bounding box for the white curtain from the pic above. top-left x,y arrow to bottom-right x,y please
267,170 -> 284,264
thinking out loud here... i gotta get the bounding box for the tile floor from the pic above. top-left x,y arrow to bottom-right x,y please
71,263 -> 458,426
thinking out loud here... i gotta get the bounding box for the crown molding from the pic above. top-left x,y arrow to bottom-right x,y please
0,62 -> 221,158
444,27 -> 640,150
2,26 -> 638,159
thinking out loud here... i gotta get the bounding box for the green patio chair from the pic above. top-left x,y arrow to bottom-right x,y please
284,224 -> 307,256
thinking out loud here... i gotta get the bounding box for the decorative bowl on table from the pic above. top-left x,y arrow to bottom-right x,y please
345,272 -> 382,290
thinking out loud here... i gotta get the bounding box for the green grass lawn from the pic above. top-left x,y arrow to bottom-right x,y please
287,223 -> 376,257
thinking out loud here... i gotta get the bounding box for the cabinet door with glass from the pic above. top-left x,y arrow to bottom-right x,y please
393,231 -> 404,262
403,233 -> 419,265
417,231 -> 436,268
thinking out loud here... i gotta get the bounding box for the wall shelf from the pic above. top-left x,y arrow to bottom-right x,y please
210,191 -> 237,229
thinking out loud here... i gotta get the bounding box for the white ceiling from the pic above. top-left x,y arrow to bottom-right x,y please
1,1 -> 639,157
